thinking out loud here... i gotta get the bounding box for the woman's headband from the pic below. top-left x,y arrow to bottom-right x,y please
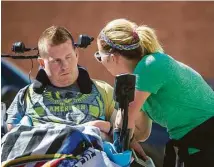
100,31 -> 140,51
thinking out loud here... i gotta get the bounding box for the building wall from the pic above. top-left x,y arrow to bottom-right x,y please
2,1 -> 214,85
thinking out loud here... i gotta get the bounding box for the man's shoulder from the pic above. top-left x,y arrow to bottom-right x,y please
9,84 -> 31,103
17,85 -> 31,95
91,79 -> 113,92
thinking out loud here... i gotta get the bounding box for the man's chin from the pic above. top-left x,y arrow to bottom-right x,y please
59,80 -> 74,87
56,74 -> 78,87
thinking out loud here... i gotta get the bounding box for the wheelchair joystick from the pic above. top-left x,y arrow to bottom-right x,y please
113,74 -> 136,152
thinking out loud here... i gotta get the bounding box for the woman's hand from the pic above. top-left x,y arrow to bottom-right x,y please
115,109 -> 123,128
130,137 -> 148,161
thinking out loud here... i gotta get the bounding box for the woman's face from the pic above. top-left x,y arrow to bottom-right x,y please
94,40 -> 120,76
95,40 -> 126,76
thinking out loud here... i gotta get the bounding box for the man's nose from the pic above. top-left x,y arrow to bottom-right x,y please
61,60 -> 69,70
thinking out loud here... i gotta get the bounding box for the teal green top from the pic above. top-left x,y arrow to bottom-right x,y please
134,52 -> 214,141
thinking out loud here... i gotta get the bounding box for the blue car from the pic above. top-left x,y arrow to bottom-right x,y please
1,59 -> 30,108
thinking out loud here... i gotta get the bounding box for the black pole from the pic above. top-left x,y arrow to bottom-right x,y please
114,74 -> 136,152
120,97 -> 129,151
1,54 -> 39,59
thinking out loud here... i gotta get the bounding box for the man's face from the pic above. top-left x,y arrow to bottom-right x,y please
39,40 -> 79,87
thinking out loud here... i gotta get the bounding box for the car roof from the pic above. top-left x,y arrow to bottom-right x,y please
1,59 -> 30,89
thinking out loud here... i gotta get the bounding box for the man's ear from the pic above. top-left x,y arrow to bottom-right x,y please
75,48 -> 79,59
37,58 -> 45,68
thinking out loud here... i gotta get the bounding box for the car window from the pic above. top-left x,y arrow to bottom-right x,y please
1,76 -> 7,88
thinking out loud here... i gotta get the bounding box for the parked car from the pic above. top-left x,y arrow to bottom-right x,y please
1,59 -> 30,108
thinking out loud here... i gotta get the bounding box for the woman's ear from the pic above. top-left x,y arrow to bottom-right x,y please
37,58 -> 45,68
110,53 -> 120,64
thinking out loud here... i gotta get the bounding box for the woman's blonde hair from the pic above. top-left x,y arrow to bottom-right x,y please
136,25 -> 164,54
98,18 -> 163,60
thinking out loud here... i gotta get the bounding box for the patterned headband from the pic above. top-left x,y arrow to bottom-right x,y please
100,31 -> 140,51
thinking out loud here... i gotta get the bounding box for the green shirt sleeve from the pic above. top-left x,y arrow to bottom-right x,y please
133,52 -> 171,94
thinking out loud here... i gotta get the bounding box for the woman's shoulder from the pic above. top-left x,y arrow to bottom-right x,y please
143,52 -> 172,62
138,52 -> 174,69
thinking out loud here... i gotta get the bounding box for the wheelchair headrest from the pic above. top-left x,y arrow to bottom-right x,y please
33,65 -> 92,94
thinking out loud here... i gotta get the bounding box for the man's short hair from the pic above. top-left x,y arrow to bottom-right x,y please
38,26 -> 75,57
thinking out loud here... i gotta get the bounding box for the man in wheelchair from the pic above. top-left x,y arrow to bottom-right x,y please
2,26 -> 150,167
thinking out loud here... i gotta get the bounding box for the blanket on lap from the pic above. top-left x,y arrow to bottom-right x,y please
1,124 -> 120,167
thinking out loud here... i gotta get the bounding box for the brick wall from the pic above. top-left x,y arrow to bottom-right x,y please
2,1 -> 214,85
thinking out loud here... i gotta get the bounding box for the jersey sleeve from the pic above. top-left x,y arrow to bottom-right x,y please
6,86 -> 28,125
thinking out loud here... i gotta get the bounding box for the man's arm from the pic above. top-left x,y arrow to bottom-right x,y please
81,120 -> 111,133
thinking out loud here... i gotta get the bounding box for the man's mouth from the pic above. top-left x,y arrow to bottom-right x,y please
61,73 -> 70,76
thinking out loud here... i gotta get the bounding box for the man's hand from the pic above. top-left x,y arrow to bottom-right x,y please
85,121 -> 112,142
130,137 -> 148,161
84,120 -> 111,134
100,131 -> 112,142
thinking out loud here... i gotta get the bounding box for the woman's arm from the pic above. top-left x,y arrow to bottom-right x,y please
85,90 -> 151,143
115,90 -> 151,138
134,110 -> 152,141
